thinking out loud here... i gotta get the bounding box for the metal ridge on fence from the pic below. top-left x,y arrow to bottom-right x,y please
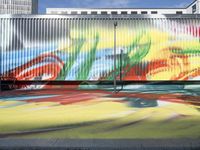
0,14 -> 200,19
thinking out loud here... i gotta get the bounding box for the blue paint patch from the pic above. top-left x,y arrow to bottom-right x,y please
0,95 -> 59,101
0,102 -> 27,108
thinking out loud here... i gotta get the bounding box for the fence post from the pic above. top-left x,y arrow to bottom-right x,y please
114,21 -> 118,94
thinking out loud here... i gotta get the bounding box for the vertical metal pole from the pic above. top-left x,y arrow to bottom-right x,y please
120,49 -> 124,91
120,49 -> 123,81
114,22 -> 117,93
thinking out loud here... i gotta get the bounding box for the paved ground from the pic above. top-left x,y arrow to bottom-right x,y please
0,84 -> 200,149
0,139 -> 200,150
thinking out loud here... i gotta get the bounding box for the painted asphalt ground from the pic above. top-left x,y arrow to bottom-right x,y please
1,87 -> 200,149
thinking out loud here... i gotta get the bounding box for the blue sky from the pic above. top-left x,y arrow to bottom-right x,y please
39,0 -> 193,14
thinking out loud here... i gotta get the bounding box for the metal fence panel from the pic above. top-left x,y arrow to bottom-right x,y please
1,15 -> 200,81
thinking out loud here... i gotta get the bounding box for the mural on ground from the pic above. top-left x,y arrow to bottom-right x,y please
0,84 -> 200,139
1,17 -> 200,139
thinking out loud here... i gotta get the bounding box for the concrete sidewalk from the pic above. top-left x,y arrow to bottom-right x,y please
0,139 -> 200,150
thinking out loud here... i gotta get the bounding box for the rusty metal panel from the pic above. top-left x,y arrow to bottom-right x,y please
1,15 -> 200,81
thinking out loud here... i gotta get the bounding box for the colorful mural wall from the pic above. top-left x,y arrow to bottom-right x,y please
1,17 -> 200,82
1,16 -> 200,139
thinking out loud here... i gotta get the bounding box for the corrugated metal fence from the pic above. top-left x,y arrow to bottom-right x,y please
1,15 -> 200,81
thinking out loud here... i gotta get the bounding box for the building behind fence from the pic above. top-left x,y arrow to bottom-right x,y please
0,0 -> 38,14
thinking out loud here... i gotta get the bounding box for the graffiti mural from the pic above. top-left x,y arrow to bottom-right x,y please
1,16 -> 200,139
1,16 -> 200,83
0,84 -> 200,139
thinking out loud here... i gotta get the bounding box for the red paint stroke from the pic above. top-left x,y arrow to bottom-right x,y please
2,88 -> 199,106
3,53 -> 64,81
25,92 -> 106,105
122,59 -> 169,80
173,68 -> 200,80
